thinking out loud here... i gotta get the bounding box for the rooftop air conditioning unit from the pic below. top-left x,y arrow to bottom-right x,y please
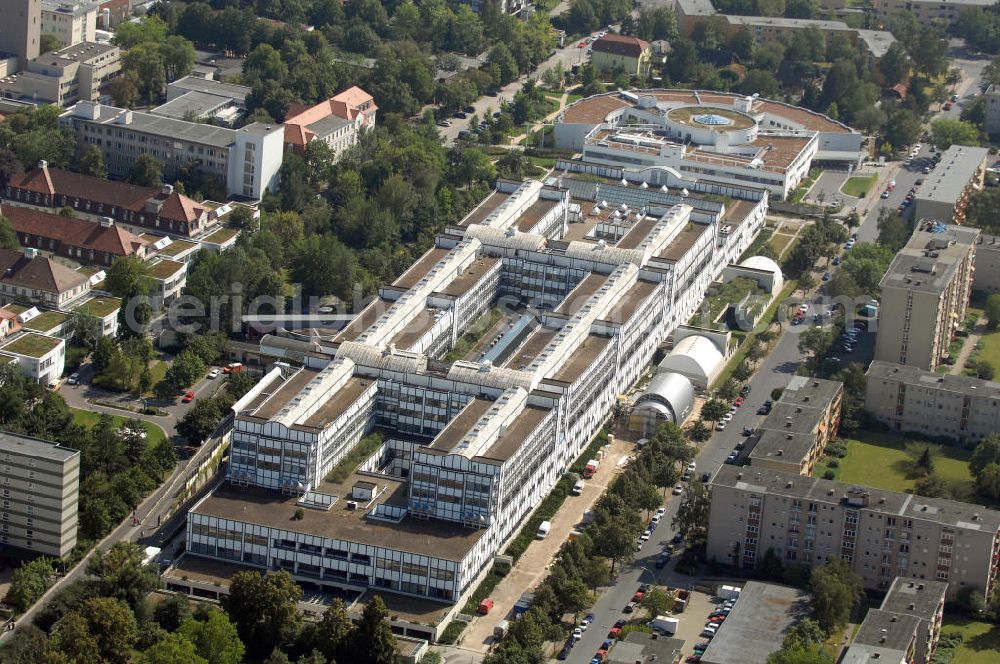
346,501 -> 358,510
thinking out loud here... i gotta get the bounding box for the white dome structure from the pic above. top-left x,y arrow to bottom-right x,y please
739,255 -> 784,294
658,335 -> 725,389
631,372 -> 695,436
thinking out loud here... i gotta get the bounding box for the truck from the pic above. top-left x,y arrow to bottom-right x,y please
513,592 -> 534,617
494,620 -> 510,640
649,616 -> 679,635
582,459 -> 600,478
718,585 -> 742,600
536,520 -> 551,539
571,480 -> 585,496
478,598 -> 494,615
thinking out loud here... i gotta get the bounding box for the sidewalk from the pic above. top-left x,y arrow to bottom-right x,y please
458,437 -> 636,652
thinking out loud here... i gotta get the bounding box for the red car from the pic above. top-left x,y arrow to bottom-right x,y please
734,396 -> 744,407
182,391 -> 195,403
578,41 -> 587,47
608,627 -> 621,639
633,591 -> 645,602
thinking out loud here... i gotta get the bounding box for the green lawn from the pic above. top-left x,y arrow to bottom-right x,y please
813,432 -> 973,494
147,360 -> 168,391
767,233 -> 794,259
976,328 -> 1000,370
840,175 -> 878,198
71,408 -> 167,446
940,618 -> 1000,664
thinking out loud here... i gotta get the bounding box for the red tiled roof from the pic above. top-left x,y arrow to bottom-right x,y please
159,192 -> 206,224
0,248 -> 89,294
9,167 -> 156,211
592,34 -> 649,58
283,86 -> 376,147
3,206 -> 148,257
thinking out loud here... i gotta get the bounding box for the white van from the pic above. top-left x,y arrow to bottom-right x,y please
571,480 -> 585,496
536,520 -> 552,539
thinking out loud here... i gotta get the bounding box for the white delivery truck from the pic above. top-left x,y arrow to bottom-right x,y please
649,616 -> 679,635
536,520 -> 552,539
494,620 -> 510,640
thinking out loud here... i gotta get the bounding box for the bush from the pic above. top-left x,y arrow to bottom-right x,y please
438,621 -> 466,644
930,633 -> 964,664
827,459 -> 840,468
826,442 -> 848,458
823,470 -> 836,480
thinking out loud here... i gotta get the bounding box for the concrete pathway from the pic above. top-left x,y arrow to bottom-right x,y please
509,89 -> 571,147
458,438 -> 636,653
951,316 -> 988,375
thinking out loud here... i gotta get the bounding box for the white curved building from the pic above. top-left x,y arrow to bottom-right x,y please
658,334 -> 725,389
554,89 -> 864,200
739,255 -> 784,294
631,371 -> 695,436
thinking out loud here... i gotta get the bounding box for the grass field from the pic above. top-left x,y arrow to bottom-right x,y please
767,233 -> 795,259
71,408 -> 167,445
940,619 -> 1000,664
146,360 -> 168,394
813,432 -> 973,493
976,327 -> 1000,370
840,175 -> 878,198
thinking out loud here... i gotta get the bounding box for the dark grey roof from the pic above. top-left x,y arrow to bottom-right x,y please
700,581 -> 810,664
867,360 -> 1000,400
879,221 -> 979,295
0,430 -> 79,462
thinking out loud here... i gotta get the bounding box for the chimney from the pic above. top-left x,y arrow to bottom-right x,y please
37,159 -> 48,170
116,110 -> 132,125
161,184 -> 174,196
99,217 -> 113,228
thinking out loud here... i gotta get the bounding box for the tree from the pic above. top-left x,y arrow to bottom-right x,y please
666,38 -> 697,83
916,446 -> 935,476
141,633 -> 208,664
78,145 -> 106,178
54,597 -> 138,664
179,611 -> 245,664
876,207 -> 911,253
39,33 -> 61,55
304,599 -> 353,663
8,557 -> 55,611
976,360 -> 995,380
884,109 -> 922,150
110,70 -> 139,108
689,420 -> 710,442
914,474 -> 949,498
878,42 -> 911,87
672,480 -> 711,544
222,570 -> 303,660
797,272 -> 816,294
176,396 -> 227,444
0,214 -> 19,251
718,379 -> 740,401
701,398 -> 728,423
290,235 -> 357,300
591,518 -> 638,573
88,541 -> 162,611
970,434 -> 1000,476
809,560 -> 863,634
956,585 -> 986,614
931,118 -> 980,150
798,327 -> 833,369
351,595 -> 399,664
640,587 -> 673,617
766,642 -> 835,664
163,350 -> 207,390
153,593 -> 192,631
746,343 -> 767,367
130,153 -> 163,187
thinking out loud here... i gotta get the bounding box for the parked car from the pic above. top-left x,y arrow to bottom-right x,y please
672,484 -> 683,495
881,190 -> 890,199
822,271 -> 830,281
609,626 -> 622,638
715,422 -> 726,431
832,256 -> 841,266
623,601 -> 637,613
726,451 -> 738,464
182,391 -> 195,403
734,396 -> 744,407
701,472 -> 711,482
207,368 -> 221,379
67,372 -> 80,385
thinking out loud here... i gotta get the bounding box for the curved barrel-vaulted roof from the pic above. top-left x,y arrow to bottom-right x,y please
634,372 -> 695,424
659,335 -> 724,388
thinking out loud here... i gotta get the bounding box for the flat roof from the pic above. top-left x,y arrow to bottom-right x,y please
880,221 -> 979,295
23,310 -> 69,332
428,399 -> 494,454
515,199 -> 560,232
658,222 -> 711,261
151,238 -> 198,258
151,91 -> 232,120
457,190 -> 510,227
503,326 -> 559,370
748,429 -> 820,467
602,279 -> 659,324
390,311 -> 443,350
147,259 -> 185,280
482,405 -> 550,462
854,609 -> 920,652
334,297 -> 393,343
881,577 -> 947,621
193,481 -> 486,560
392,247 -> 449,290
550,334 -> 612,383
869,359 -> 1000,398
554,273 -> 608,315
75,103 -> 240,149
169,75 -> 251,101
0,332 -> 61,358
701,582 -> 810,664
440,256 -> 500,298
299,377 -> 371,430
0,430 -> 78,461
916,144 -> 990,205
617,216 -> 661,250
712,465 -> 1000,531
780,375 -> 842,408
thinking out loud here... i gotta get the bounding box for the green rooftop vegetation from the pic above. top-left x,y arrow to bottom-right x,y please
1,333 -> 61,358
325,431 -> 385,485
202,227 -> 239,244
147,260 -> 184,280
1,303 -> 29,315
73,297 -> 122,319
75,266 -> 100,277
688,277 -> 765,328
156,239 -> 198,258
24,311 -> 69,332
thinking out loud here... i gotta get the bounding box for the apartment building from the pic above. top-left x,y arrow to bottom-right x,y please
0,247 -> 90,308
973,233 -> 1000,294
590,35 -> 652,77
0,0 -> 41,67
873,0 -> 993,25
912,145 -> 989,225
283,86 -> 377,158
747,376 -> 843,475
151,76 -> 251,127
185,176 -> 770,611
0,41 -> 119,106
555,89 -> 863,199
707,465 -> 1000,602
985,85 -> 1000,136
873,221 -> 978,371
2,204 -> 148,266
0,432 -> 79,557
673,0 -> 896,60
40,0 -> 97,48
60,101 -> 284,199
865,361 -> 1000,445
843,577 -> 947,664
